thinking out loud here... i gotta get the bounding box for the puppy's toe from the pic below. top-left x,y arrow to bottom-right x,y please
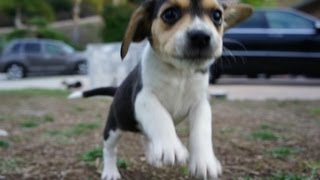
189,156 -> 222,180
101,167 -> 121,180
175,144 -> 189,165
146,140 -> 189,167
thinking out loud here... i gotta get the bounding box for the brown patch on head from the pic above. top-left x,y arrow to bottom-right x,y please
202,0 -> 221,10
121,0 -> 155,59
203,15 -> 223,35
223,4 -> 253,31
167,0 -> 190,8
152,13 -> 192,54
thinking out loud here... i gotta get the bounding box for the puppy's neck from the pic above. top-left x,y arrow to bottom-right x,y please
142,43 -> 212,75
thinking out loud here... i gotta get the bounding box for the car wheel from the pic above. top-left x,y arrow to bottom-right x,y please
76,62 -> 87,75
6,63 -> 26,79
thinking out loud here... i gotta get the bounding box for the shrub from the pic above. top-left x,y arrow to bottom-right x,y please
101,4 -> 136,42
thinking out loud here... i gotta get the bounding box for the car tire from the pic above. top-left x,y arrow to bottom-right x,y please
6,63 -> 26,80
76,62 -> 87,75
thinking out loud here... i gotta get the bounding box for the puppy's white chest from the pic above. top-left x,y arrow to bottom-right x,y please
157,77 -> 202,121
143,67 -> 208,122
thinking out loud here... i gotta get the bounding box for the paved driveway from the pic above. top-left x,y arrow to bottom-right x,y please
209,77 -> 320,100
0,74 -> 320,100
0,74 -> 89,90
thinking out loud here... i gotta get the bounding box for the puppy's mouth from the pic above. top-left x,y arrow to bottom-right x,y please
175,47 -> 215,61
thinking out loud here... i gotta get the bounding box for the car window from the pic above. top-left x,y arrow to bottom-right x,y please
24,43 -> 41,54
236,11 -> 267,28
45,43 -> 64,55
266,11 -> 314,29
10,43 -> 21,53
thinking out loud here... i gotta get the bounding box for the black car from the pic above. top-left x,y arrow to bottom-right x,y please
0,38 -> 87,79
210,8 -> 320,83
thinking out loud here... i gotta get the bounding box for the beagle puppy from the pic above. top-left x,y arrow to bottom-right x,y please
69,0 -> 252,179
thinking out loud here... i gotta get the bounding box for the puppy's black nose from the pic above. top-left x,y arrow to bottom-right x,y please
188,30 -> 211,48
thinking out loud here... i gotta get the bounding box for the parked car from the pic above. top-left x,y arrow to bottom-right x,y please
0,38 -> 87,79
210,8 -> 320,83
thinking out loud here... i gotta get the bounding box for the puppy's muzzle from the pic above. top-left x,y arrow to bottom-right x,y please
182,30 -> 214,60
188,30 -> 211,49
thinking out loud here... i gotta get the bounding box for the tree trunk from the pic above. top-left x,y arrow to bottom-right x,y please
112,0 -> 126,6
72,0 -> 82,44
14,6 -> 23,29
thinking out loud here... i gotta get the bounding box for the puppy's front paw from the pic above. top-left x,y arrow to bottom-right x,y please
145,139 -> 189,167
189,155 -> 222,180
101,166 -> 121,180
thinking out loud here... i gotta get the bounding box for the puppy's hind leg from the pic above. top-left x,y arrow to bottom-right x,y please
101,110 -> 122,180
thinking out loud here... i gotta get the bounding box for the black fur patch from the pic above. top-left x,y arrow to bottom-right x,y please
103,64 -> 143,140
190,0 -> 203,17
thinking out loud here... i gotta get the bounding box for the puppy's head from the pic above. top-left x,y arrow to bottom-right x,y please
121,0 -> 252,66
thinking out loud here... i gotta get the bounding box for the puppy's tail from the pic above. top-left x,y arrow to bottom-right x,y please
68,87 -> 117,99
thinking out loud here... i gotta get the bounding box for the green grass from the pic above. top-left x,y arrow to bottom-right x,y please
47,122 -> 100,137
309,107 -> 320,116
0,89 -> 68,98
43,114 -> 54,122
238,177 -> 253,180
260,124 -> 272,130
20,120 -> 39,128
20,115 -> 54,128
73,106 -> 86,112
0,140 -> 10,149
220,127 -> 236,135
64,122 -> 99,136
81,147 -> 129,169
251,130 -> 279,141
181,166 -> 189,176
81,147 -> 103,162
304,160 -> 320,179
309,107 -> 320,123
0,158 -> 22,174
117,159 -> 129,170
0,115 -> 10,121
271,172 -> 304,180
269,146 -> 299,159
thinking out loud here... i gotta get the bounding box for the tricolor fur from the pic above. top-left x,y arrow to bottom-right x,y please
71,0 -> 252,179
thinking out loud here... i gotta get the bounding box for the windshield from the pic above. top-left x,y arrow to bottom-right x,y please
61,43 -> 75,54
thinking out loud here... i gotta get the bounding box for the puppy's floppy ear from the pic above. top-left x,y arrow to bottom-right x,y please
223,4 -> 253,31
120,0 -> 154,59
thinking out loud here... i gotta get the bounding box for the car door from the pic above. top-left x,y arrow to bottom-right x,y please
43,42 -> 68,72
221,11 -> 269,75
264,10 -> 319,75
23,42 -> 45,72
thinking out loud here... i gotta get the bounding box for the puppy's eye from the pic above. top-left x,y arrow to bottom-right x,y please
161,7 -> 181,24
211,10 -> 222,25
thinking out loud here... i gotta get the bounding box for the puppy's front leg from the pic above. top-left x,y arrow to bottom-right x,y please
188,99 -> 222,179
135,90 -> 189,167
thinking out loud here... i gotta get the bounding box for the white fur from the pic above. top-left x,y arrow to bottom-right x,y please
188,100 -> 222,179
133,43 -> 222,180
102,130 -> 122,180
174,17 -> 223,68
103,10 -> 223,180
67,91 -> 83,99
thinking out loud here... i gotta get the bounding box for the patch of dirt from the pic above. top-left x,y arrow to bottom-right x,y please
0,94 -> 319,179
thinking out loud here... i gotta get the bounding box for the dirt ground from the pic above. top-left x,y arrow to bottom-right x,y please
0,89 -> 319,180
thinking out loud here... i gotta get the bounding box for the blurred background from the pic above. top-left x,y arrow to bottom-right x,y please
0,0 -> 319,93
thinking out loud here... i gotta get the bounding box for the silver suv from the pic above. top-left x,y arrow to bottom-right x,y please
0,38 -> 87,79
